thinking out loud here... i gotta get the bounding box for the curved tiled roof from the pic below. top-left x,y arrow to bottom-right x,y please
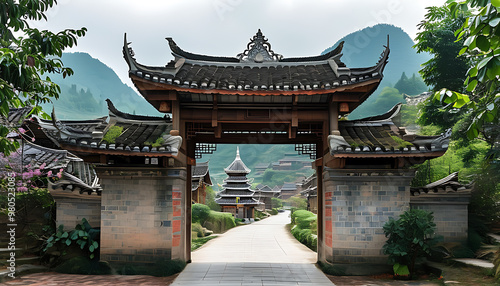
33,100 -> 180,157
410,172 -> 470,196
224,147 -> 251,174
1,107 -> 33,127
329,104 -> 451,157
123,31 -> 389,95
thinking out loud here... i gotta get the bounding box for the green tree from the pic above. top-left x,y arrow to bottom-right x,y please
422,1 -> 499,141
0,0 -> 86,155
414,5 -> 469,131
414,5 -> 469,93
394,72 -> 428,95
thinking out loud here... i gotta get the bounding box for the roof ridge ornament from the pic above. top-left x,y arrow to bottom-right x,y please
237,29 -> 282,63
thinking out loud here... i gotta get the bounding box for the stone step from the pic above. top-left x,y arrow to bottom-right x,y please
487,233 -> 500,243
453,258 -> 494,269
0,264 -> 47,282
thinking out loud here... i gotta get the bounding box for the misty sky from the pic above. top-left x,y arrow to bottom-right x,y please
34,0 -> 446,88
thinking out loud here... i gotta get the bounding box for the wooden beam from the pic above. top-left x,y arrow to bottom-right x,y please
212,94 -> 218,127
172,100 -> 180,131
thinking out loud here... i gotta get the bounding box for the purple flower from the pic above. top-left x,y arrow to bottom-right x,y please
47,170 -> 52,177
17,186 -> 28,192
18,128 -> 26,134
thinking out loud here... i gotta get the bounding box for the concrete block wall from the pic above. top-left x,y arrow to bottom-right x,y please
51,194 -> 101,232
96,167 -> 186,266
322,168 -> 414,264
411,193 -> 470,242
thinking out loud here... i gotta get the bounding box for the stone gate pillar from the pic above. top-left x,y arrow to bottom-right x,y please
320,168 -> 414,272
96,166 -> 186,267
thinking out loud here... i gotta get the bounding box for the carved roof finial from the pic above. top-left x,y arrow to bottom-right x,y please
237,29 -> 282,63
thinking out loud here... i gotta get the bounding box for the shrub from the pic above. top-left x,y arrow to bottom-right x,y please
204,210 -> 236,233
192,203 -> 211,224
383,209 -> 437,279
290,210 -> 317,251
286,196 -> 307,210
270,208 -> 278,215
271,197 -> 283,209
192,222 -> 204,238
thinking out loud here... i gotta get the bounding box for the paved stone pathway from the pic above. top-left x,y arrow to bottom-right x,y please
192,210 -> 317,263
173,211 -> 334,285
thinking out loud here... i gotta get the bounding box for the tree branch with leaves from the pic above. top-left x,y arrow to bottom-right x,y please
0,0 -> 86,155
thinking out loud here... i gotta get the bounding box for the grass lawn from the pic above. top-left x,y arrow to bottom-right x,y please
191,236 -> 218,251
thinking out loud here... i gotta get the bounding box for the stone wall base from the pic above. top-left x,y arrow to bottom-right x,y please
321,168 -> 414,264
96,167 -> 186,266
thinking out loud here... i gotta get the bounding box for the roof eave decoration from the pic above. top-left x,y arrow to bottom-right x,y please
237,29 -> 283,63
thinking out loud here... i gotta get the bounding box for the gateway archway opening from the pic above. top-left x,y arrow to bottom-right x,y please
188,143 -> 320,263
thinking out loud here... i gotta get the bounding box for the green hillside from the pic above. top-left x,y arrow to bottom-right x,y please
322,24 -> 431,119
41,52 -> 161,119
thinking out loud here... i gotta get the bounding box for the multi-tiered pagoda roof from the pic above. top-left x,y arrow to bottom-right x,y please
216,147 -> 259,206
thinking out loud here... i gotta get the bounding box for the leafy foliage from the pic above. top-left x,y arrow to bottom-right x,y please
414,5 -> 469,92
43,218 -> 100,260
383,209 -> 437,279
418,1 -> 500,141
0,0 -> 86,155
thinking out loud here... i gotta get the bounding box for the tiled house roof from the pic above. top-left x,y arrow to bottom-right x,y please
410,172 -> 470,196
22,141 -> 81,170
33,100 -> 181,157
329,104 -> 451,158
123,30 -> 389,98
1,107 -> 33,127
191,161 -> 212,191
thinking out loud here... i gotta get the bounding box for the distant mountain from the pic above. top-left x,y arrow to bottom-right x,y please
41,52 -> 161,119
322,24 -> 431,119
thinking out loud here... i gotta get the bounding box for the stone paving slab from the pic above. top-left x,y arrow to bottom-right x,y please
171,262 -> 334,286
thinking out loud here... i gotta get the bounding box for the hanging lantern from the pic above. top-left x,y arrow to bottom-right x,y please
339,103 -> 349,113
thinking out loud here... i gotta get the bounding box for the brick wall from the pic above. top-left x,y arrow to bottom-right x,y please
96,167 -> 186,266
322,168 -> 414,264
50,193 -> 101,232
411,193 -> 470,242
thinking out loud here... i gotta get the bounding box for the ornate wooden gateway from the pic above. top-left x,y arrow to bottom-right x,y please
33,30 -> 451,270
